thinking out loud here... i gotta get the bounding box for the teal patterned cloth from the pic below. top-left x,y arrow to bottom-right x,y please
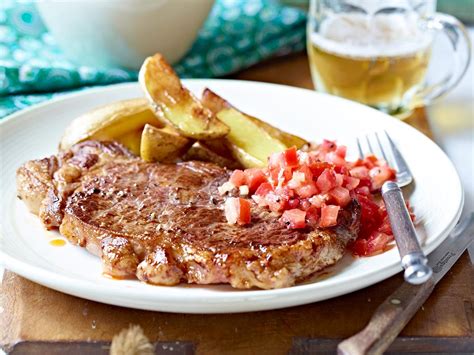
0,0 -> 307,119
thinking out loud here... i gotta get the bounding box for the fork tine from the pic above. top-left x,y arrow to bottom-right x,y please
356,137 -> 364,159
375,132 -> 388,162
384,130 -> 411,175
365,135 -> 374,156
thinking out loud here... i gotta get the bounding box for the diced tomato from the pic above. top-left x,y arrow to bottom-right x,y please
297,151 -> 310,165
335,173 -> 344,186
252,182 -> 273,206
378,216 -> 392,235
356,194 -> 383,239
280,209 -> 306,229
355,186 -> 370,196
223,138 -> 405,259
326,151 -> 346,166
265,191 -> 288,212
279,167 -> 293,186
229,170 -> 246,187
336,145 -> 347,158
334,165 -> 349,175
329,187 -> 351,207
309,161 -> 333,178
225,197 -> 251,225
275,186 -> 294,199
309,194 -> 327,208
320,205 -> 340,227
305,206 -> 320,227
344,176 -> 360,190
268,147 -> 298,170
300,198 -> 312,210
299,165 -> 313,181
320,139 -> 337,153
243,168 -> 267,192
254,182 -> 272,196
316,169 -> 337,193
268,151 -> 284,170
353,232 -> 393,256
351,239 -> 369,256
288,198 -> 300,209
364,155 -> 378,168
369,166 -> 396,190
283,146 -> 298,168
350,166 -> 369,179
368,232 -> 394,254
288,171 -> 305,189
288,166 -> 313,188
295,182 -> 318,198
268,166 -> 292,187
358,177 -> 372,187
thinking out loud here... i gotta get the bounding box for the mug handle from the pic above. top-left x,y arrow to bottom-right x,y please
414,13 -> 472,107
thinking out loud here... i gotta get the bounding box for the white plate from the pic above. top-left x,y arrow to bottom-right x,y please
0,80 -> 463,313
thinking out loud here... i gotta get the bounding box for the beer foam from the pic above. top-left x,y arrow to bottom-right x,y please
311,13 -> 432,58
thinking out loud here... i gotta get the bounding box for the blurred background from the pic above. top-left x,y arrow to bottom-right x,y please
1,0 -> 471,117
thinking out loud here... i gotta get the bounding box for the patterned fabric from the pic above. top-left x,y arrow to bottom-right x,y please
0,0 -> 307,119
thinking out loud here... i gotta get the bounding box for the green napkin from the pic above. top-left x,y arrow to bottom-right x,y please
0,0 -> 307,119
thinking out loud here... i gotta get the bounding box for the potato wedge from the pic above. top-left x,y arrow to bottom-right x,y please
217,108 -> 288,168
199,137 -> 234,161
59,98 -> 163,151
140,124 -> 192,163
202,88 -> 308,149
183,142 -> 242,169
116,129 -> 143,155
139,54 -> 229,140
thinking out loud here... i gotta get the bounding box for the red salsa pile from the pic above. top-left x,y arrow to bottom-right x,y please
221,140 -> 403,256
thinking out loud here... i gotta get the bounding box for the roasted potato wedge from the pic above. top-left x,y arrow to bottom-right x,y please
139,54 -> 229,140
116,129 -> 143,155
60,98 -> 163,152
199,137 -> 235,161
140,124 -> 192,163
217,108 -> 288,167
183,142 -> 242,169
202,88 -> 308,149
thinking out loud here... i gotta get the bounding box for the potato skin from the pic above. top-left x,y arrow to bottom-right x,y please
201,88 -> 308,168
202,88 -> 308,149
183,142 -> 242,169
60,98 -> 162,152
140,124 -> 192,163
139,54 -> 229,140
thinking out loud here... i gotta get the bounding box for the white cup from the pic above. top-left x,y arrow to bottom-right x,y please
37,0 -> 215,70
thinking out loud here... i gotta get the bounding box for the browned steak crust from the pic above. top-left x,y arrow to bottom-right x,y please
16,141 -> 134,229
17,141 -> 360,289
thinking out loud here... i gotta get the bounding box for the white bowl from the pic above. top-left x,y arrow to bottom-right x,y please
37,0 -> 215,69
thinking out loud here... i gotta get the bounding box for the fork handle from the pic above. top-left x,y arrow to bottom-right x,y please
381,181 -> 433,285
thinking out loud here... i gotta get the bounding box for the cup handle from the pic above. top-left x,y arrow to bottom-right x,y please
414,13 -> 471,107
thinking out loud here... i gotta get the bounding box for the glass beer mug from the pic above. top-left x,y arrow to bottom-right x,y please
307,0 -> 471,116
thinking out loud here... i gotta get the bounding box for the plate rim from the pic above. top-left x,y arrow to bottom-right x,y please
0,79 -> 464,313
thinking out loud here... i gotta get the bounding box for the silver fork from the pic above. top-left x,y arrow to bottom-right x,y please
357,131 -> 433,285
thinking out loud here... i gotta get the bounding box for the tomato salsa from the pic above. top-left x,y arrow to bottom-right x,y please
221,140 -> 405,257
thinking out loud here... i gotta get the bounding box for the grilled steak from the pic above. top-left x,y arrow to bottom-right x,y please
17,141 -> 360,289
16,141 -> 134,229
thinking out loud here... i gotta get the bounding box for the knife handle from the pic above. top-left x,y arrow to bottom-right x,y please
382,182 -> 433,285
337,277 -> 436,355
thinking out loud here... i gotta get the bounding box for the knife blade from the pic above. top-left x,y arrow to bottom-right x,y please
468,243 -> 474,264
337,213 -> 474,355
429,213 -> 474,283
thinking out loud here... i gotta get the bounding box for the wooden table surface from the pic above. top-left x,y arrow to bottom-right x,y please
1,53 -> 473,354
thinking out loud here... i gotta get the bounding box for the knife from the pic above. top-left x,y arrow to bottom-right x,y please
337,213 -> 474,355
